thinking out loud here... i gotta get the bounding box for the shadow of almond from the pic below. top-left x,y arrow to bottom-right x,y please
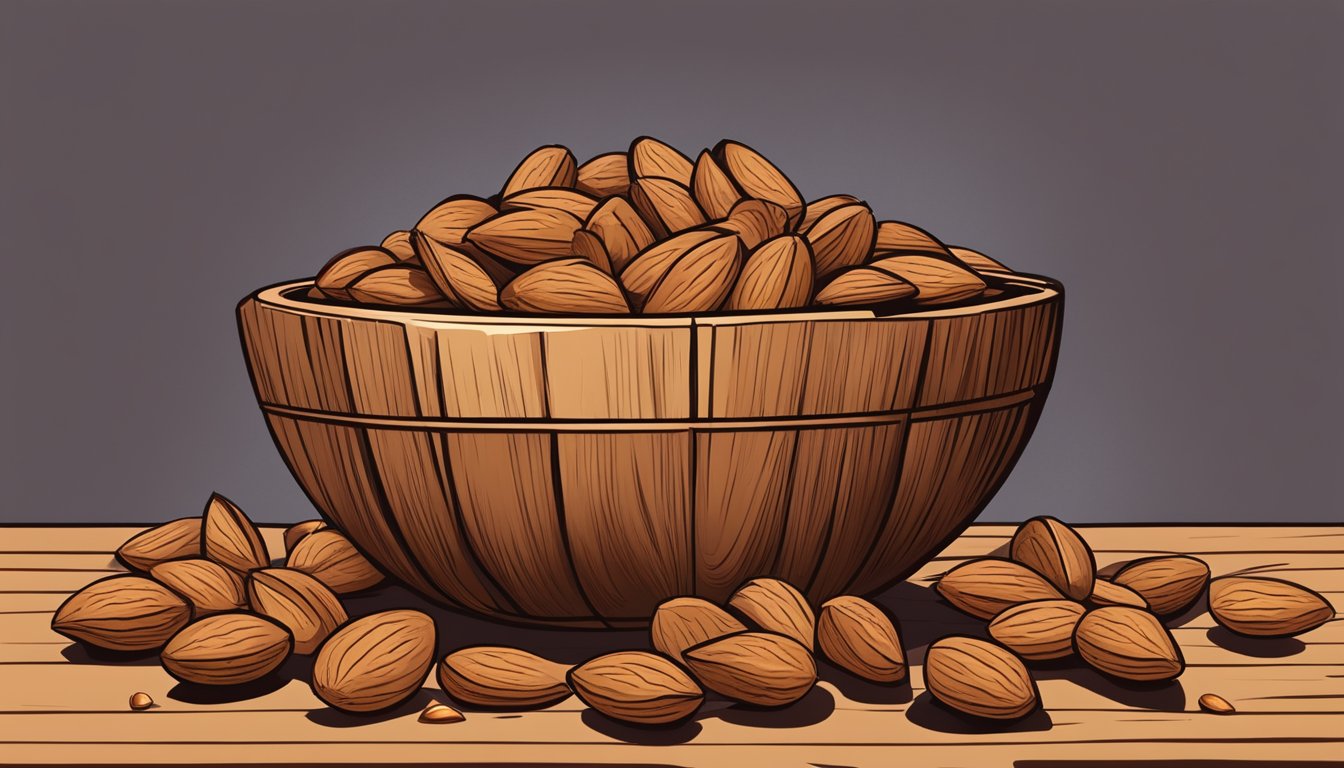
1205,626 -> 1306,657
710,685 -> 836,729
168,673 -> 291,704
579,708 -> 703,745
1035,666 -> 1186,711
905,691 -> 1054,734
870,581 -> 986,661
59,643 -> 161,666
821,662 -> 913,705
304,687 -> 438,727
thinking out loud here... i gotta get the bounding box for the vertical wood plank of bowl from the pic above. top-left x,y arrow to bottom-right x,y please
435,326 -> 547,418
444,432 -> 594,619
401,324 -> 444,418
846,405 -> 1031,595
363,428 -> 509,614
341,319 -> 420,417
556,432 -> 692,618
695,325 -> 714,419
918,299 -> 1060,407
240,302 -> 353,413
693,430 -> 798,602
264,415 -> 447,601
543,326 -> 692,419
706,321 -> 812,418
801,320 -> 928,415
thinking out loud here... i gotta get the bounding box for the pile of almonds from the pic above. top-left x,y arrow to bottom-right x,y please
51,507 -> 1335,728
312,137 -> 1011,315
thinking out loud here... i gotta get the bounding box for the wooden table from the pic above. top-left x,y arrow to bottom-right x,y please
2,524 -> 1340,766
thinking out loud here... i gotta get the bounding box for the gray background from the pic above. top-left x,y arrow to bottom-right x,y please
2,0 -> 1340,525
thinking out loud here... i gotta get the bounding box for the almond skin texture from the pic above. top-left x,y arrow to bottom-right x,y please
948,245 -> 1011,273
988,600 -> 1086,660
149,559 -> 247,616
347,265 -> 448,306
51,575 -> 191,652
1075,606 -> 1184,682
815,266 -> 916,307
728,578 -> 816,651
247,567 -> 347,655
806,204 -> 876,279
717,198 -> 789,251
714,140 -> 805,227
628,178 -> 707,238
286,530 -> 384,594
643,233 -> 742,314
1089,578 -> 1150,610
501,187 -> 600,219
313,610 -> 437,714
283,520 -> 327,555
1112,556 -> 1210,616
936,558 -> 1066,620
200,494 -> 268,572
651,597 -> 748,662
501,258 -> 631,314
683,631 -> 816,707
570,228 -> 613,274
129,692 -> 154,711
161,612 -> 293,686
924,636 -> 1038,720
501,145 -> 578,197
816,596 -> 906,683
416,195 -> 497,246
869,255 -> 986,305
1208,577 -> 1335,637
438,646 -> 572,708
419,702 -> 465,723
629,136 -> 694,185
1009,516 -> 1096,601
1199,693 -> 1236,714
873,220 -> 952,256
799,194 -> 862,232
315,247 -> 397,300
725,234 -> 814,311
116,517 -> 202,572
575,152 -> 630,198
467,208 -> 585,265
691,150 -> 743,220
380,230 -> 417,261
415,232 -> 503,311
620,229 -> 723,308
582,196 -> 655,273
568,651 -> 703,725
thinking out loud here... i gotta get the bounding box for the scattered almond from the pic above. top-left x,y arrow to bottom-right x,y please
1208,576 -> 1335,637
924,636 -> 1038,720
247,567 -> 347,654
116,517 -> 202,572
128,692 -> 154,711
286,529 -> 384,594
312,610 -> 437,714
683,631 -> 816,707
149,558 -> 247,616
935,558 -> 1065,620
651,597 -> 747,662
437,645 -> 572,708
728,578 -> 816,651
1009,516 -> 1096,600
987,599 -> 1086,660
1112,556 -> 1210,616
501,145 -> 578,197
1075,606 -> 1184,682
501,258 -> 630,314
1199,693 -> 1235,714
201,493 -> 269,573
52,575 -> 191,652
161,612 -> 293,686
419,702 -> 465,724
569,651 -> 703,725
816,596 -> 906,683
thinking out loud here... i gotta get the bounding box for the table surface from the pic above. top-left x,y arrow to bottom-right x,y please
1,523 -> 1340,767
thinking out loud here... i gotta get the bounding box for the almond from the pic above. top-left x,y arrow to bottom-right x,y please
620,229 -> 722,307
724,234 -> 814,311
987,599 -> 1086,660
629,136 -> 694,185
683,631 -> 816,707
691,150 -> 743,220
650,597 -> 747,662
501,145 -> 578,197
116,517 -> 201,572
643,233 -> 742,314
628,178 -> 706,238
727,578 -> 815,651
1089,578 -> 1150,610
714,140 -> 804,226
924,636 -> 1038,720
315,247 -> 397,300
347,265 -> 449,306
1112,556 -> 1210,616
1009,516 -> 1096,600
416,195 -> 497,245
583,196 -> 655,273
312,610 -> 437,713
806,204 -> 876,279
1199,693 -> 1235,714
575,151 -> 630,198
149,559 -> 247,616
716,198 -> 789,251
571,228 -> 613,274
380,230 -> 417,261
467,207 -> 585,265
1208,576 -> 1335,637
283,520 -> 327,554
201,492 -> 270,573
419,702 -> 465,723
438,646 -> 572,708
816,596 -> 906,683
286,529 -> 384,594
1075,606 -> 1184,682
415,232 -> 503,311
814,266 -> 916,307
948,245 -> 1011,274
501,187 -> 600,220
129,692 -> 154,711
51,575 -> 191,652
799,194 -> 861,232
501,258 -> 630,314
935,558 -> 1065,620
873,220 -> 951,256
161,612 -> 293,686
247,567 -> 347,654
568,651 -> 703,725
868,255 -> 987,305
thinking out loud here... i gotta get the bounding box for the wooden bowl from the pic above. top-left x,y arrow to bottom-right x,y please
238,274 -> 1063,628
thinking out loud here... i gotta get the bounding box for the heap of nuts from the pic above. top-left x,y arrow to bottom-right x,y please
50,508 -> 1335,727
311,137 -> 1012,315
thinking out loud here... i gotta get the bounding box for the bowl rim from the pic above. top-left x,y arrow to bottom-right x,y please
243,273 -> 1061,328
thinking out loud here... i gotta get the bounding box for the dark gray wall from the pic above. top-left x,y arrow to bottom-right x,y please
3,0 -> 1340,524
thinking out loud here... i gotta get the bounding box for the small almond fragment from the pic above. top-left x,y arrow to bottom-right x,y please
161,612 -> 293,686
727,578 -> 815,651
1075,606 -> 1184,682
725,234 -> 814,311
620,229 -> 722,308
716,198 -> 789,251
1009,516 -> 1096,601
283,520 -> 328,555
501,187 -> 600,220
129,692 -> 154,711
988,599 -> 1086,660
419,702 -> 465,723
799,194 -> 862,232
683,631 -> 816,707
714,140 -> 805,226
1112,556 -> 1210,616
315,247 -> 397,300
924,636 -> 1038,720
816,596 -> 906,683
583,196 -> 656,273
691,150 -> 743,220
52,576 -> 191,652
643,234 -> 742,314
501,145 -> 578,197
416,196 -> 498,246
501,258 -> 630,314
814,266 -> 916,307
415,232 -> 503,311
380,230 -> 417,261
629,136 -> 694,185
651,597 -> 747,662
936,558 -> 1065,620
1199,693 -> 1235,714
1208,576 -> 1335,637
629,178 -> 706,238
247,567 -> 347,655
806,204 -> 876,279
467,207 -> 585,265
873,220 -> 952,256
312,610 -> 437,714
1089,578 -> 1150,610
569,651 -> 703,725
201,493 -> 269,574
869,255 -> 987,305
347,265 -> 449,306
149,559 -> 247,616
116,517 -> 202,572
948,245 -> 1011,274
576,152 -> 630,197
438,646 -> 572,708
286,529 -> 384,594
